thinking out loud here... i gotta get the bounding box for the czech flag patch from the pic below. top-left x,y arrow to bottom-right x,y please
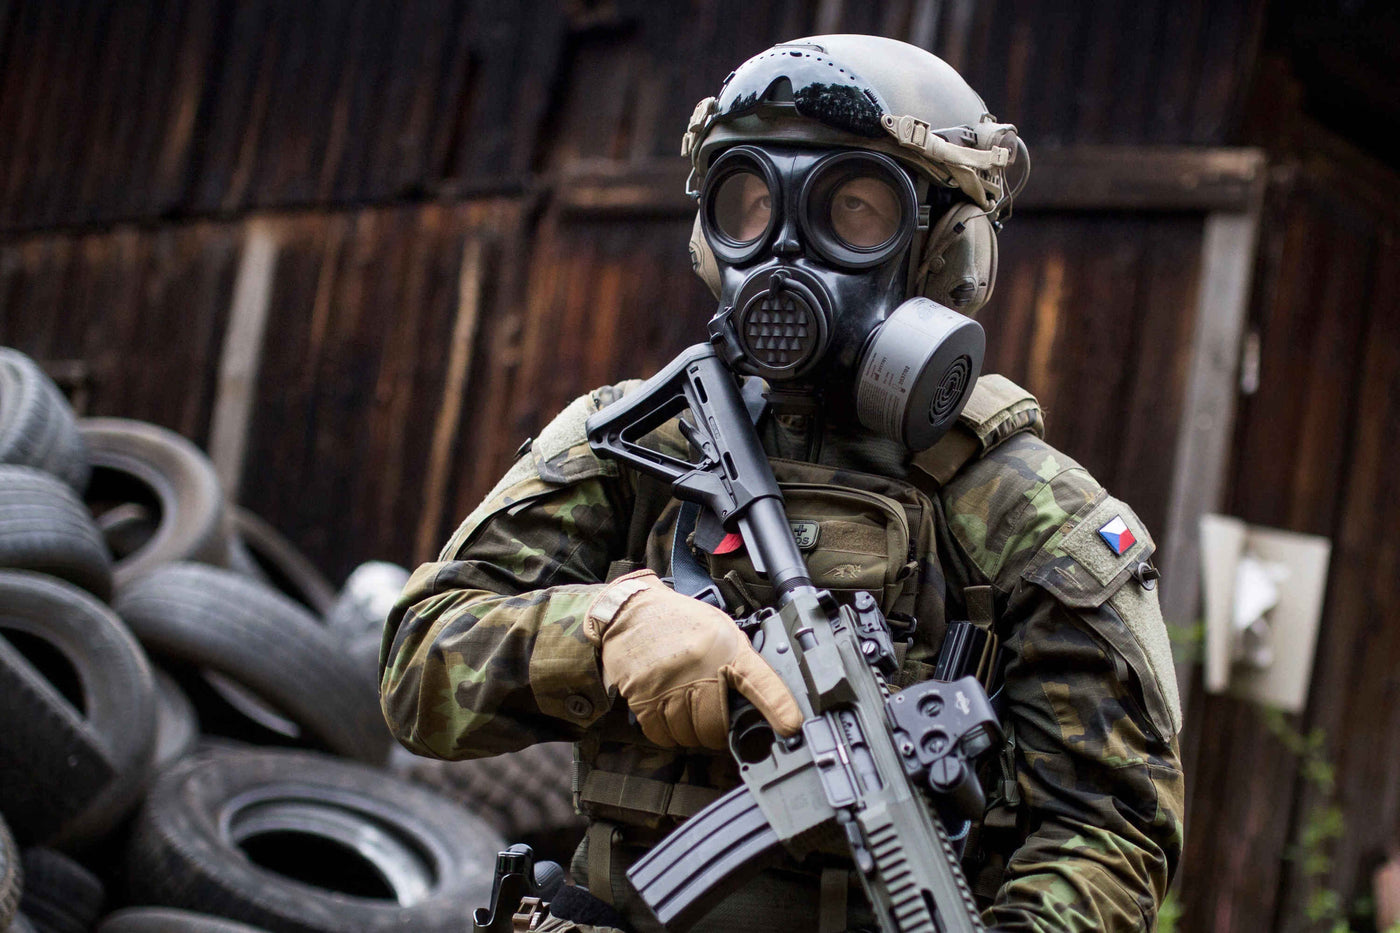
1098,516 -> 1136,555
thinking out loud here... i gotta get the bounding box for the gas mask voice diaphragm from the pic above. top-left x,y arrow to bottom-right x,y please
700,144 -> 984,451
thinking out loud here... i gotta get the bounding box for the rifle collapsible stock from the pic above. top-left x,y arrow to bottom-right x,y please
586,343 -> 1000,933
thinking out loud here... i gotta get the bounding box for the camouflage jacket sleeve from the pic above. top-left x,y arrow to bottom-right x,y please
940,433 -> 1185,932
378,387 -> 640,759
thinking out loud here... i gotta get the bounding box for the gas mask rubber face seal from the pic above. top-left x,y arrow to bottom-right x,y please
701,144 -> 983,451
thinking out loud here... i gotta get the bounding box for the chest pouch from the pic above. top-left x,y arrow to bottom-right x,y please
695,459 -> 929,618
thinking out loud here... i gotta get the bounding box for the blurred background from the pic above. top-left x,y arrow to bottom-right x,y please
0,0 -> 1396,930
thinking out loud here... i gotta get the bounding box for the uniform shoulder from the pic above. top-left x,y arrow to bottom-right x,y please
940,432 -> 1105,588
438,380 -> 657,560
957,373 -> 1045,451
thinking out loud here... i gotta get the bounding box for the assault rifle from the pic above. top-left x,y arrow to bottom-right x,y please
586,343 -> 1000,933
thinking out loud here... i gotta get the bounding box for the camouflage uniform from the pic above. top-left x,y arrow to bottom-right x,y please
380,375 -> 1184,932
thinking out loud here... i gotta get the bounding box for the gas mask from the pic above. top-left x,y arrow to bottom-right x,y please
698,143 -> 985,451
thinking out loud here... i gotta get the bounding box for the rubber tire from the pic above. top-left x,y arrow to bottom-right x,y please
0,349 -> 90,493
151,668 -> 201,772
397,742 -> 582,846
16,848 -> 104,933
0,466 -> 113,601
226,510 -> 335,617
95,503 -> 158,566
79,419 -> 232,588
113,564 -> 390,764
0,571 -> 157,848
0,812 -> 19,932
97,908 -> 274,932
324,562 -> 410,640
0,633 -> 116,846
126,749 -> 503,933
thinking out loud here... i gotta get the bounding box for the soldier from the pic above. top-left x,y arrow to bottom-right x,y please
381,35 -> 1184,932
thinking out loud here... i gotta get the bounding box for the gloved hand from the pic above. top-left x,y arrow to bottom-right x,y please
584,569 -> 804,749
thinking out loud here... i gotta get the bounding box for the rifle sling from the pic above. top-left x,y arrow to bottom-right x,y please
587,820 -> 622,906
670,501 -> 721,604
818,867 -> 849,933
580,768 -> 724,822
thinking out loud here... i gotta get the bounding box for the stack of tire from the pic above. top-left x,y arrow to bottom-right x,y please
0,347 -> 578,932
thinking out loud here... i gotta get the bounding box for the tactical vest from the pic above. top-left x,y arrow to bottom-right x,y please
569,375 -> 1044,928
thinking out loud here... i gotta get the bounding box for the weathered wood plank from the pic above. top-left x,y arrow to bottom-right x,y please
208,221 -> 279,497
0,221 -> 239,442
1176,161 -> 1382,933
1268,190 -> 1397,933
0,0 -> 1272,232
1158,210 -> 1262,644
554,147 -> 1267,218
414,237 -> 485,564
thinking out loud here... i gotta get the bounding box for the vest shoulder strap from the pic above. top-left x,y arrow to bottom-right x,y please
910,374 -> 1044,488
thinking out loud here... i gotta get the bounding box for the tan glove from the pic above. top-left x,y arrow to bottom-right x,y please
585,569 -> 804,749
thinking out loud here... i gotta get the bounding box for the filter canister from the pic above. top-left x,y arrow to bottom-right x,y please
855,298 -> 985,450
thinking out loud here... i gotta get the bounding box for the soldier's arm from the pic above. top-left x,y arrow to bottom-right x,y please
941,434 -> 1184,931
378,387 -> 640,760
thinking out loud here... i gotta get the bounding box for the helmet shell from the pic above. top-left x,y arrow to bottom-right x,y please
692,35 -> 999,194
684,35 -> 1019,317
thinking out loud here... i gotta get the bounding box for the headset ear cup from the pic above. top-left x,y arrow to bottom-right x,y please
980,213 -> 998,310
689,212 -> 722,299
917,202 -> 998,317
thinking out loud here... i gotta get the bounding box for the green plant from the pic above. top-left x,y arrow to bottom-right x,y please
1261,707 -> 1357,932
1168,619 -> 1205,665
1158,890 -> 1183,932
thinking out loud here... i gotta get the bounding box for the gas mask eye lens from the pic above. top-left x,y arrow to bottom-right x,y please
701,148 -> 781,265
829,176 -> 901,248
799,150 -> 917,270
713,170 -> 773,244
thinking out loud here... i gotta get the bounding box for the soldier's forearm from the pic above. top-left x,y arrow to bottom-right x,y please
380,569 -> 611,759
986,819 -> 1170,931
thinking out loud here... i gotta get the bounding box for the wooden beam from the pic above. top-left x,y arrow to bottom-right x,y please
1158,206 -> 1263,694
1019,147 -> 1266,212
554,147 -> 1268,217
815,0 -> 845,34
208,221 -> 280,500
413,236 -> 485,564
555,162 -> 695,217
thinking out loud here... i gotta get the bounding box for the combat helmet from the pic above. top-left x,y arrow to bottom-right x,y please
683,34 -> 1028,316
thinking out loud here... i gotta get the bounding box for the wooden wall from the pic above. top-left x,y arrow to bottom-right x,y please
0,0 -> 1263,234
1182,118 -> 1400,932
0,0 -> 1269,570
4,1 -> 1399,929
